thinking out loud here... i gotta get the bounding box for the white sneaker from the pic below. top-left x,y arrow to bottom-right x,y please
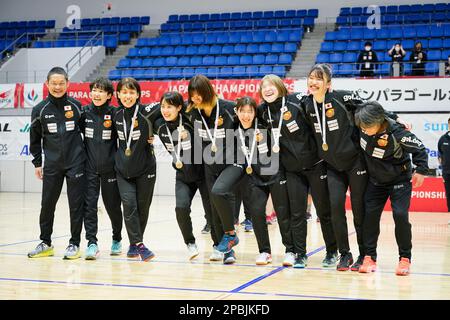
187,243 -> 199,260
209,247 -> 224,261
256,252 -> 272,265
282,252 -> 296,267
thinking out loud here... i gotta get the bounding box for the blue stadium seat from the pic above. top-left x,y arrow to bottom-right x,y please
272,66 -> 286,77
206,67 -> 220,79
198,45 -> 210,55
402,27 -> 416,39
430,26 -> 444,38
246,66 -> 259,78
324,32 -> 337,41
443,39 -> 450,49
330,53 -> 343,63
340,8 -> 351,16
333,42 -> 347,52
307,9 -> 319,18
343,52 -> 357,63
190,56 -> 203,66
133,69 -> 146,80
129,58 -> 142,68
108,69 -> 122,80
316,53 -> 330,63
297,10 -> 308,18
336,29 -> 351,41
265,54 -> 278,65
209,45 -> 222,55
442,50 -> 450,60
173,46 -> 186,56
284,43 -> 297,53
165,56 -> 178,66
117,58 -> 130,68
183,67 -> 195,79
128,47 -> 139,57
259,66 -> 273,77
220,67 -> 233,78
444,25 -> 450,37
227,56 -> 240,66
121,69 -> 134,78
199,14 -> 210,22
271,43 -> 284,53
351,28 -> 364,40
375,29 -> 389,39
373,41 -> 387,51
153,57 -> 165,67
138,47 -> 150,57
389,28 -> 402,39
253,54 -> 265,65
214,56 -> 228,66
240,55 -> 253,65
203,56 -> 215,66
336,17 -> 348,26
363,29 -> 376,40
232,66 -> 247,78
186,46 -> 198,55
386,6 -> 398,14
234,44 -> 247,54
425,62 -> 439,75
279,53 -> 293,64
347,41 -> 361,51
177,56 -> 190,67
339,64 -> 356,77
416,26 -> 431,38
168,68 -> 183,79
142,58 -> 153,67
427,50 -> 442,61
321,42 -> 333,52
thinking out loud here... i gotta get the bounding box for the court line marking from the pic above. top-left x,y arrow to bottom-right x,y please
0,277 -> 364,300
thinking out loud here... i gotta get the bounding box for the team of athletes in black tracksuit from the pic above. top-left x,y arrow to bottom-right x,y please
28,66 -> 428,275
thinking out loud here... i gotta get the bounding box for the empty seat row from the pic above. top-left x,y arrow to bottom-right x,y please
33,38 -> 103,48
62,24 -> 142,34
0,28 -> 47,39
118,54 -> 293,68
339,4 -> 450,16
320,39 -> 450,52
137,30 -> 303,47
78,16 -> 150,26
161,18 -> 313,32
128,43 -> 298,57
109,65 -> 287,80
167,9 -> 318,23
0,20 -> 55,30
327,25 -> 450,41
337,12 -> 450,25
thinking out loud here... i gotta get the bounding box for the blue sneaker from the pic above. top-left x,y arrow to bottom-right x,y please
216,234 -> 239,253
223,249 -> 236,264
110,240 -> 122,256
137,243 -> 155,262
127,244 -> 139,258
293,254 -> 308,268
244,219 -> 253,232
85,243 -> 99,260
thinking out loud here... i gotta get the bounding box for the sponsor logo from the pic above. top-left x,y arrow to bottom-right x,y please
424,122 -> 449,132
20,123 -> 30,133
0,123 -> 11,132
0,89 -> 13,105
27,89 -> 39,102
401,136 -> 423,147
45,114 -> 55,119
357,170 -> 367,175
0,144 -> 8,155
20,144 -> 31,156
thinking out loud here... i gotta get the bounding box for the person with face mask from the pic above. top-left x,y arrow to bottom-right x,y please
409,42 -> 427,76
388,43 -> 406,76
357,42 -> 379,78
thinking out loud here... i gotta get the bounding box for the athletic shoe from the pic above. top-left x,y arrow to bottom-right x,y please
216,234 -> 239,253
223,249 -> 236,264
351,255 -> 364,272
322,251 -> 338,267
137,243 -> 155,262
282,252 -> 296,267
209,247 -> 224,261
201,223 -> 211,234
244,219 -> 253,232
255,252 -> 272,265
395,257 -> 411,276
294,254 -> 308,268
127,244 -> 139,258
359,256 -> 377,273
28,242 -> 54,258
110,240 -> 122,256
187,243 -> 199,260
337,253 -> 354,271
85,243 -> 99,260
63,244 -> 81,260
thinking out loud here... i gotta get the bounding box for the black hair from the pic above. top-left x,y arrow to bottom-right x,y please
116,77 -> 141,104
90,77 -> 114,103
235,96 -> 257,112
161,91 -> 184,108
308,64 -> 333,83
354,101 -> 386,128
364,42 -> 372,47
47,67 -> 68,81
187,74 -> 216,110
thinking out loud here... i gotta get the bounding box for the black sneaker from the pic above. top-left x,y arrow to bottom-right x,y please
322,251 -> 338,267
337,253 -> 354,271
351,255 -> 364,272
223,249 -> 236,264
201,223 -> 211,234
293,254 -> 308,268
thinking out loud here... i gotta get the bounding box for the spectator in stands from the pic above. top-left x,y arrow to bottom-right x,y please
445,55 -> 450,76
409,42 -> 427,76
388,43 -> 406,76
357,42 -> 378,78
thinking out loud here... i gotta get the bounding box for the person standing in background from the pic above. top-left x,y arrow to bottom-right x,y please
438,117 -> 450,213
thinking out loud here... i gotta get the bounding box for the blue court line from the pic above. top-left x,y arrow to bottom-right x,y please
229,231 -> 357,294
0,277 -> 366,300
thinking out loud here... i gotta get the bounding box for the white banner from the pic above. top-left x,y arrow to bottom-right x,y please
399,114 -> 450,170
0,116 -> 33,161
294,78 -> 450,112
0,84 -> 16,109
23,83 -> 44,108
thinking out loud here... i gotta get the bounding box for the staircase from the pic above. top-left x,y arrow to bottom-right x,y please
287,23 -> 334,78
84,29 -> 160,82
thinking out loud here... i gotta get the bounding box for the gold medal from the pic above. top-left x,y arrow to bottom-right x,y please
211,144 -> 218,153
377,139 -> 388,147
325,109 -> 335,118
256,132 -> 263,143
322,143 -> 329,151
272,145 -> 280,153
175,161 -> 183,169
133,119 -> 138,128
246,166 -> 253,175
217,116 -> 223,127
125,148 -> 132,157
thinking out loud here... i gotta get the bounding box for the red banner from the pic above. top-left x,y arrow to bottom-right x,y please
345,177 -> 448,213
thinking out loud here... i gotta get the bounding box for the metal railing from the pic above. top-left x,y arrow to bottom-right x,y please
65,30 -> 104,77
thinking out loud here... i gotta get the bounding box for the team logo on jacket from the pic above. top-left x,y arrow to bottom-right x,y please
64,105 -> 72,111
325,103 -> 333,109
104,115 -> 111,120
283,111 -> 292,121
217,116 -> 224,127
325,108 -> 335,118
104,120 -> 112,128
65,111 -> 74,119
